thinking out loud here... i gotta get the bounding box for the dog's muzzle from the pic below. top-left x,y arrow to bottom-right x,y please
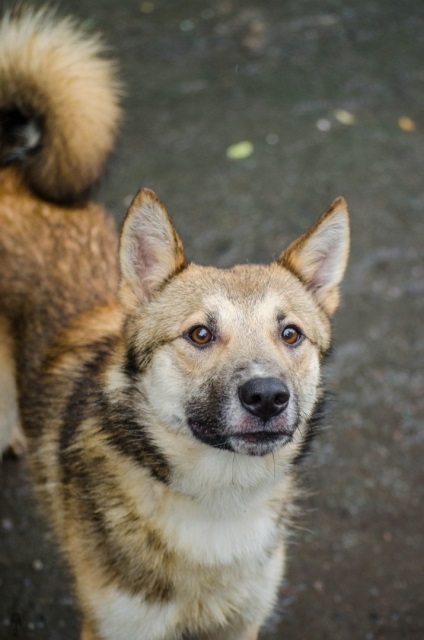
187,376 -> 294,456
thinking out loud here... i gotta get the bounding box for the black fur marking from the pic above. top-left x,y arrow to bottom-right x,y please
57,339 -> 173,600
185,384 -> 231,451
187,417 -> 233,452
30,177 -> 96,208
138,345 -> 158,371
70,461 -> 175,602
138,344 -> 157,370
292,339 -> 334,462
0,109 -> 42,164
59,335 -> 169,485
122,316 -> 167,378
123,343 -> 160,377
59,336 -> 117,484
98,390 -> 171,484
0,107 -> 100,205
170,260 -> 188,279
153,260 -> 188,297
293,393 -> 331,465
123,342 -> 140,378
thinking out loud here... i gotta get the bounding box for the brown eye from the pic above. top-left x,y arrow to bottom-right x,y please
188,325 -> 214,346
281,326 -> 303,346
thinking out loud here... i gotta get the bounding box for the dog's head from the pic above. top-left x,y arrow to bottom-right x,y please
118,189 -> 349,463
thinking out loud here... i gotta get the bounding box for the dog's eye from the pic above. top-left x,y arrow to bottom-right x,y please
281,326 -> 303,346
187,325 -> 214,346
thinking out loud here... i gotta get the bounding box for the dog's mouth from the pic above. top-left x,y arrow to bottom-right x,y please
228,431 -> 293,456
188,420 -> 293,457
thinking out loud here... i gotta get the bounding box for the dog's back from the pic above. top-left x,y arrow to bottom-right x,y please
0,7 -> 121,421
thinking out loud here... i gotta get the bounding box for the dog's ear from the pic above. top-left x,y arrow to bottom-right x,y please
278,197 -> 350,316
119,188 -> 186,309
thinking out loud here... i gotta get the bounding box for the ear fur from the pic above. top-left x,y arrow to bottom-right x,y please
119,188 -> 186,310
278,197 -> 350,316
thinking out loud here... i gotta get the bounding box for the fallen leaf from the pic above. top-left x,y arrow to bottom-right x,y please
398,116 -> 416,132
140,2 -> 154,13
226,140 -> 254,159
334,109 -> 356,125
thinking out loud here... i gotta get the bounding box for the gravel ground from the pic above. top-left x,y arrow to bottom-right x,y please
1,1 -> 423,639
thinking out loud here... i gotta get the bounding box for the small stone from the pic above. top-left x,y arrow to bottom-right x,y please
316,118 -> 331,132
32,559 -> 43,571
180,19 -> 194,32
313,579 -> 325,593
265,133 -> 279,145
1,518 -> 13,532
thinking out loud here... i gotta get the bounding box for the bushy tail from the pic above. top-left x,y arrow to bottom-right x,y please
0,6 -> 121,203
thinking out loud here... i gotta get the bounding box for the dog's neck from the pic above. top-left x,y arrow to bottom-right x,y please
151,421 -> 295,515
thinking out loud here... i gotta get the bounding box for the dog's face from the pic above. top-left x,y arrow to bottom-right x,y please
119,190 -> 349,460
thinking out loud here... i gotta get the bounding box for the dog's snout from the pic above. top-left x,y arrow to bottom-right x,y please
238,377 -> 290,421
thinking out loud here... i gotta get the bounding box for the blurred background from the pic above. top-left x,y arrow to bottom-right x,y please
1,1 -> 423,638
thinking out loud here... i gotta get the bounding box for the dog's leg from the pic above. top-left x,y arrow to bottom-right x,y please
0,316 -> 26,457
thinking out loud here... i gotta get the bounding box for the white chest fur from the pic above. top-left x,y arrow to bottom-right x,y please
156,491 -> 278,566
88,452 -> 289,640
93,590 -> 178,640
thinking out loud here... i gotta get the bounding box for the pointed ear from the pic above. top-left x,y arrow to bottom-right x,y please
278,197 -> 350,316
119,188 -> 186,310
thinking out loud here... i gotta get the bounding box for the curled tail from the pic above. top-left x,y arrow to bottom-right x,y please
0,6 -> 121,202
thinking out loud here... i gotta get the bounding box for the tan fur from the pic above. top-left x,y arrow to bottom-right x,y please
81,623 -> 99,640
0,6 -> 121,202
0,8 -> 350,640
279,197 -> 350,315
0,168 -> 119,406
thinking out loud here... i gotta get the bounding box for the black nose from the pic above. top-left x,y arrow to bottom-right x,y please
238,377 -> 290,422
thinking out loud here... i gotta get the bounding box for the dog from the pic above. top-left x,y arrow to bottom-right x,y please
0,7 -> 350,640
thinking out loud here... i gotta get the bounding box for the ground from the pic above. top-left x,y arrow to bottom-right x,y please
1,1 -> 423,639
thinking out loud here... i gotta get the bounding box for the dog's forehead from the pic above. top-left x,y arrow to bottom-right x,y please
178,263 -> 301,299
168,263 -> 328,335
203,288 -> 288,325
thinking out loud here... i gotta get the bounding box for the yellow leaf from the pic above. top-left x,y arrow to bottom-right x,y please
333,109 -> 356,125
398,116 -> 416,132
226,141 -> 254,160
140,2 -> 154,13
